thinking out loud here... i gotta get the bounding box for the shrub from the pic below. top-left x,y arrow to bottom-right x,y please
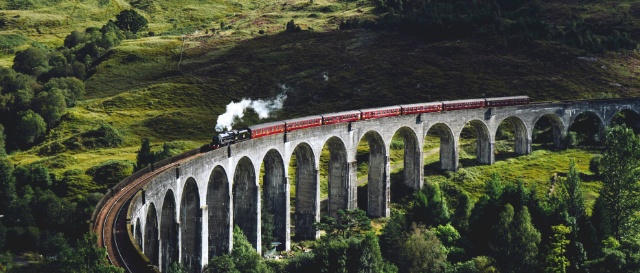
15,110 -> 47,149
589,155 -> 602,177
285,20 -> 301,33
86,160 -> 134,187
63,124 -> 125,150
114,9 -> 148,34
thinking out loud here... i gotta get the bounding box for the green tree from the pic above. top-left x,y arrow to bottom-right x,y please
86,160 -> 134,187
544,225 -> 571,273
380,210 -> 406,265
43,77 -> 85,107
12,47 -> 50,76
597,125 -> 640,240
135,138 -> 153,171
490,205 -> 541,273
564,160 -> 586,220
469,173 -> 504,256
114,9 -> 148,34
15,110 -> 46,149
0,158 -> 17,214
205,226 -> 271,273
34,88 -> 67,127
0,124 -> 6,157
52,233 -> 124,273
13,164 -> 52,192
358,232 -> 397,273
400,225 -> 447,273
315,209 -> 371,239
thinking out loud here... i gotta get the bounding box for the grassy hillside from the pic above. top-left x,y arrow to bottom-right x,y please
1,0 -> 639,195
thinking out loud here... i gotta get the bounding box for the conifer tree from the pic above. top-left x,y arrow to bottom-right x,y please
544,225 -> 571,273
597,125 -> 640,240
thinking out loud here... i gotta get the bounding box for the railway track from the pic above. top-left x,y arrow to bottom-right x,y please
92,152 -> 200,272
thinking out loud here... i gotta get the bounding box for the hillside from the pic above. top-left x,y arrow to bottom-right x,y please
1,0 -> 639,182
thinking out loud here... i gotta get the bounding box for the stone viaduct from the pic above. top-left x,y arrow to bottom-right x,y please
127,98 -> 640,272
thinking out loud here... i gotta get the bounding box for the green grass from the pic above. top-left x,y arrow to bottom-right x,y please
422,146 -> 600,207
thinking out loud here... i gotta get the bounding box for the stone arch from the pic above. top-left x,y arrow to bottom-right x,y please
144,202 -> 159,266
393,127 -> 422,190
568,111 -> 604,146
532,113 -> 565,149
291,142 -> 319,241
425,123 -> 457,171
610,109 -> 640,133
135,218 -> 142,248
261,149 -> 287,249
495,116 -> 530,156
160,190 -> 178,273
460,119 -> 492,164
323,137 -> 349,219
180,178 -> 201,272
233,157 -> 259,251
207,166 -> 231,258
360,131 -> 389,218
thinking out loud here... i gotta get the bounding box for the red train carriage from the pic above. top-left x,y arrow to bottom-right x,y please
322,110 -> 362,125
360,106 -> 402,120
249,121 -> 286,139
484,95 -> 530,107
442,98 -> 486,111
400,102 -> 443,115
285,115 -> 323,132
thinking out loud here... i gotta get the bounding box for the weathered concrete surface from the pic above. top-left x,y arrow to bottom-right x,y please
127,98 -> 640,272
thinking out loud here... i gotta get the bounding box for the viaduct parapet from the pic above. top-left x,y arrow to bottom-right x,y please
125,98 -> 640,272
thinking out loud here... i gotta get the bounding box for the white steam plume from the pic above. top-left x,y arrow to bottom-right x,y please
215,93 -> 287,132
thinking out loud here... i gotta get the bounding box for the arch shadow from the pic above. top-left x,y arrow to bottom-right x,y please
207,166 -> 231,258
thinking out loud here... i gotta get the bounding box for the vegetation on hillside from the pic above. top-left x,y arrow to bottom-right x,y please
0,0 -> 639,272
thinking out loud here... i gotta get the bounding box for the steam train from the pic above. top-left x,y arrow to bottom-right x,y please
205,95 -> 530,150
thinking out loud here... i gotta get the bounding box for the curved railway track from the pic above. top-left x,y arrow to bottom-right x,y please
93,153 -> 200,272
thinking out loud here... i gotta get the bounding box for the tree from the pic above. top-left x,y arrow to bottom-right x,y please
380,211 -> 407,265
0,124 -> 6,157
114,9 -> 148,34
135,138 -> 153,170
14,110 -> 46,149
357,232 -> 396,273
86,160 -> 134,187
469,173 -> 504,256
597,125 -> 640,240
205,226 -> 271,273
12,47 -> 50,76
490,205 -> 541,273
400,225 -> 447,273
13,164 -> 52,192
315,209 -> 371,239
0,159 -> 16,214
544,225 -> 571,273
43,77 -> 85,107
52,233 -> 124,273
563,160 -> 586,220
34,88 -> 67,127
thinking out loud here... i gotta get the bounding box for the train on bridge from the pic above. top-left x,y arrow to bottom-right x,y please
205,95 -> 530,150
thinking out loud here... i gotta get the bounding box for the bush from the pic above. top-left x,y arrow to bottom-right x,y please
285,20 -> 301,33
589,155 -> 602,177
63,124 -> 125,150
114,9 -> 148,34
14,110 -> 47,149
86,160 -> 134,187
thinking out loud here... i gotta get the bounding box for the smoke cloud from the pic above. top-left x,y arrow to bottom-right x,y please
215,92 -> 287,132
